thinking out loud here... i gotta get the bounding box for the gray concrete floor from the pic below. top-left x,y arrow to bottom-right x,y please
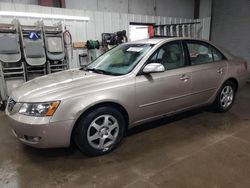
1,84 -> 250,188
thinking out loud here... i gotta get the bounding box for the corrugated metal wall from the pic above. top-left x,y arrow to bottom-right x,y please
65,0 -> 195,18
0,2 -> 211,68
0,0 -> 38,5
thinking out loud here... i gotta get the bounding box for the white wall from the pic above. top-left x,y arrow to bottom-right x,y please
65,0 -> 195,18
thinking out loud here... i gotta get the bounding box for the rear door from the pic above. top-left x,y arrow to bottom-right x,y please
184,40 -> 227,105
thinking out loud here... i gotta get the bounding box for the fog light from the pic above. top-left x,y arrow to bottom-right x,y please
24,135 -> 41,142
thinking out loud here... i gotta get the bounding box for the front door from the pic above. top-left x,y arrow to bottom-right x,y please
135,41 -> 192,123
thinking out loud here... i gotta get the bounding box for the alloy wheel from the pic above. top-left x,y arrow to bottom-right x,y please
220,85 -> 234,109
87,114 -> 119,151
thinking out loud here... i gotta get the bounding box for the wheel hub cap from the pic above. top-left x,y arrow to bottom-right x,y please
99,127 -> 109,138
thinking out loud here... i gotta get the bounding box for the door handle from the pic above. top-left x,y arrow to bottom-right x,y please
180,74 -> 190,82
217,68 -> 224,74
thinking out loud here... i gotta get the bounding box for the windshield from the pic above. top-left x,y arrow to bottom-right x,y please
86,43 -> 153,75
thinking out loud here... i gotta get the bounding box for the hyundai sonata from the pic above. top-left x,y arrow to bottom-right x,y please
6,38 -> 248,156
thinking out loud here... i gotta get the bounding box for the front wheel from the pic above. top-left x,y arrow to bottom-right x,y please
73,106 -> 125,156
213,81 -> 236,112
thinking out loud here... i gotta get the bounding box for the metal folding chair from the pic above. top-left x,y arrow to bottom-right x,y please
19,21 -> 46,80
41,21 -> 68,74
0,19 -> 25,103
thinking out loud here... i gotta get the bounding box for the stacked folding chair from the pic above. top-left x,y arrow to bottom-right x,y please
42,21 -> 67,74
19,21 -> 46,80
0,19 -> 69,105
0,20 -> 26,102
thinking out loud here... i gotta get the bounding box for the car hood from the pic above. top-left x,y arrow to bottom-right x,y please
11,69 -> 123,102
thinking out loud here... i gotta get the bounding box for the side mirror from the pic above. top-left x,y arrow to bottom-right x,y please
143,63 -> 165,74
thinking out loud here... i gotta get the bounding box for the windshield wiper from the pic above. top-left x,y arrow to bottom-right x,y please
84,68 -> 122,76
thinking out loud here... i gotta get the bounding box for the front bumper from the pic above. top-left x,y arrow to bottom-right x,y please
6,111 -> 75,148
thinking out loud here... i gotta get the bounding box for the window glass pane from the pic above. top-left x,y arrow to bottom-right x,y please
187,42 -> 213,65
157,48 -> 165,59
212,47 -> 224,61
87,43 -> 153,75
147,42 -> 185,70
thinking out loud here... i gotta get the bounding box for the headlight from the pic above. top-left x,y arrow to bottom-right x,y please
19,101 -> 60,117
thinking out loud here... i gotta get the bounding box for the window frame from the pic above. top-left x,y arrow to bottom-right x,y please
137,40 -> 188,75
183,39 -> 227,66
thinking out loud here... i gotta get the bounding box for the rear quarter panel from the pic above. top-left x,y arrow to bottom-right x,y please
202,57 -> 247,104
226,58 -> 248,89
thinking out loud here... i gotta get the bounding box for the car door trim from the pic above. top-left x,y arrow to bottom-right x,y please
139,87 -> 216,108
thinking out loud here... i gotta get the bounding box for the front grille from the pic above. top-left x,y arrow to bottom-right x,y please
7,97 -> 16,112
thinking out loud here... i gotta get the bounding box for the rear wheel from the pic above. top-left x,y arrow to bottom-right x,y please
213,81 -> 236,112
73,106 -> 125,156
0,100 -> 6,111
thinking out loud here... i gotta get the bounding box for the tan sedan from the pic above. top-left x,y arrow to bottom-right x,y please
6,38 -> 248,156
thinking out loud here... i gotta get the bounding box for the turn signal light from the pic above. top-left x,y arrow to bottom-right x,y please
46,102 -> 60,116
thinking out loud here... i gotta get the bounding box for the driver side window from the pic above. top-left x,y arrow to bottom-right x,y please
147,41 -> 185,70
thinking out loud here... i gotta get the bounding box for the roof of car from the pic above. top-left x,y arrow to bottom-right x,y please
129,37 -> 233,60
129,37 -> 206,45
134,38 -> 168,44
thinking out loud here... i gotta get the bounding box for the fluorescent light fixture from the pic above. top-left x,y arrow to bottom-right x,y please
0,11 -> 89,21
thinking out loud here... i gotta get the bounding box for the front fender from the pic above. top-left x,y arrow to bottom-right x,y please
50,85 -> 135,126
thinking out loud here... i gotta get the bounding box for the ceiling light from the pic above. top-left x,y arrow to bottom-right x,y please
0,11 -> 89,21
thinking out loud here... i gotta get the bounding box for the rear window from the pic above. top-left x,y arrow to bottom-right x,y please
186,41 -> 226,65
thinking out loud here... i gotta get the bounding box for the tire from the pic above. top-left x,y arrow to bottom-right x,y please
213,81 -> 236,113
73,106 -> 125,156
0,100 -> 6,111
